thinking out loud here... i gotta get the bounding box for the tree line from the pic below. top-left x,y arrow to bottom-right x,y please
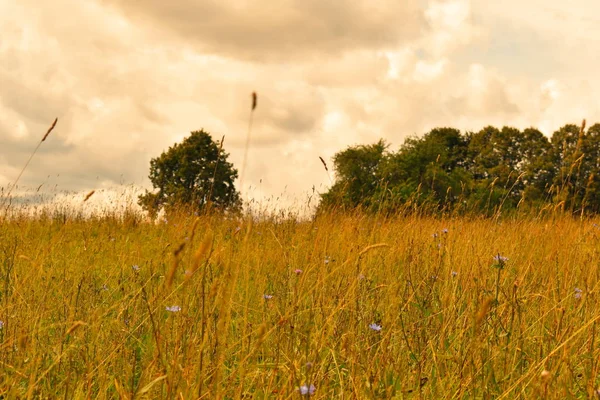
138,122 -> 600,217
319,121 -> 600,216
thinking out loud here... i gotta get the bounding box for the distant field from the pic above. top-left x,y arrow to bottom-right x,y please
0,212 -> 599,398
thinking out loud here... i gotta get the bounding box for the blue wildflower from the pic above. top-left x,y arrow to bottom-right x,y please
299,384 -> 316,396
369,323 -> 382,332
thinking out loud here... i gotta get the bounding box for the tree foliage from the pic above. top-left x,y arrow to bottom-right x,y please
320,121 -> 600,216
139,130 -> 240,216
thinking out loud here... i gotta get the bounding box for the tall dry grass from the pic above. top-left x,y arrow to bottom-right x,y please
1,118 -> 58,216
0,209 -> 599,398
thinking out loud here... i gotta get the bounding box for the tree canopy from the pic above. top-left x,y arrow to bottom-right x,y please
139,130 -> 241,216
319,121 -> 600,216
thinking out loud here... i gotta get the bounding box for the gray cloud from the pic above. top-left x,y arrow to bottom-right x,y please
102,0 -> 424,62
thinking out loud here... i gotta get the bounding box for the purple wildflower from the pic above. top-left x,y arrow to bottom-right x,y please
132,265 -> 140,272
263,294 -> 273,300
299,384 -> 316,396
442,228 -> 449,234
493,254 -> 508,263
451,271 -> 458,277
294,269 -> 303,275
369,323 -> 382,332
166,305 -> 181,312
575,288 -> 583,299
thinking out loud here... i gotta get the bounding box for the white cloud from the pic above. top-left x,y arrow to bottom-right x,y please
413,59 -> 448,82
423,0 -> 484,57
1,0 -> 600,215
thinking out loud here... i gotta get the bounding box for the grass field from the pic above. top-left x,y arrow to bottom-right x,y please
0,211 -> 600,398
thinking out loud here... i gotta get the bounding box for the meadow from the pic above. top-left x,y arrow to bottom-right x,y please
0,210 -> 599,398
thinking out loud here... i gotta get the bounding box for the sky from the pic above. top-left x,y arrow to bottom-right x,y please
1,0 -> 600,213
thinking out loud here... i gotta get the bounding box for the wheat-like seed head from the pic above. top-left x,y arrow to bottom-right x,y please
83,190 -> 95,202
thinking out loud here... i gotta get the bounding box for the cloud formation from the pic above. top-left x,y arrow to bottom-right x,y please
102,0 -> 424,61
1,0 -> 599,213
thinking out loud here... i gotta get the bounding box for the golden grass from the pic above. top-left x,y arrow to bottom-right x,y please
0,211 -> 599,398
1,118 -> 58,214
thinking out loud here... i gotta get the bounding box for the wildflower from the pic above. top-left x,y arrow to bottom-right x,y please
294,269 -> 303,275
540,370 -> 551,381
263,294 -> 273,300
369,323 -> 382,332
305,361 -> 313,370
299,384 -> 316,396
442,228 -> 449,234
101,284 -> 109,291
234,226 -> 242,233
132,265 -> 140,272
432,233 -> 438,238
324,256 -> 331,265
451,271 -> 458,277
575,288 -> 583,299
166,305 -> 181,312
358,274 -> 366,280
0,321 -> 4,329
493,254 -> 508,263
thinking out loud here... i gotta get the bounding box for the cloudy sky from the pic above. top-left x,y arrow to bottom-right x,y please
1,0 -> 599,212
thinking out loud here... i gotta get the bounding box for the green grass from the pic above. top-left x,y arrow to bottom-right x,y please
0,212 -> 599,398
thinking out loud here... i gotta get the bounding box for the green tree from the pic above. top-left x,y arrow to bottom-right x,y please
466,126 -> 527,212
549,123 -> 586,211
549,122 -> 600,214
319,140 -> 388,210
379,128 -> 471,211
138,130 -> 241,216
318,122 -> 600,216
520,127 -> 554,205
580,123 -> 600,213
